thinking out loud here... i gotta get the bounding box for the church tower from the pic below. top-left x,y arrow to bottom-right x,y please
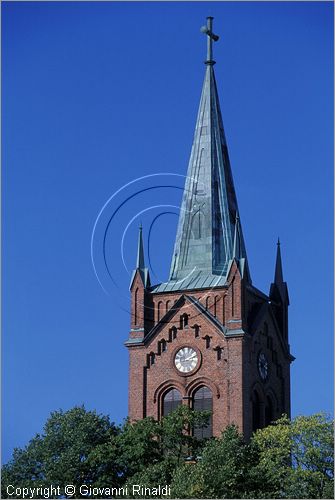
125,17 -> 293,439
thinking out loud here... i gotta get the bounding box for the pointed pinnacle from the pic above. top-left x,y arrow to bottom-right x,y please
274,239 -> 284,284
136,224 -> 145,270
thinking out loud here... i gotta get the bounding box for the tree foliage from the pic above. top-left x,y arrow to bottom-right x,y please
2,407 -> 333,499
251,413 -> 334,499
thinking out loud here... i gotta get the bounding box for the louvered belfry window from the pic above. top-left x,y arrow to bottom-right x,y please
193,386 -> 213,439
163,388 -> 182,416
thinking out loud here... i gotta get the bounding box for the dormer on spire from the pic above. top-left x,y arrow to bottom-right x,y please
226,211 -> 250,282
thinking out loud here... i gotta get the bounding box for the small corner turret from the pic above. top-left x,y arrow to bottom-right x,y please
128,225 -> 153,341
270,238 -> 289,341
130,224 -> 150,291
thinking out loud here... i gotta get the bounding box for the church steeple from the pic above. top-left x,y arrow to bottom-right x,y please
126,17 -> 292,438
168,17 -> 248,289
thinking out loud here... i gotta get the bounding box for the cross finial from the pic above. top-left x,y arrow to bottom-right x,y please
200,16 -> 219,65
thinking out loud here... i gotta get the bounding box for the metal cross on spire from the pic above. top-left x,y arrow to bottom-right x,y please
200,16 -> 219,65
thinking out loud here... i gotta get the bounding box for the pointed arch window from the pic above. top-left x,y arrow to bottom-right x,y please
163,388 -> 182,417
193,386 -> 213,439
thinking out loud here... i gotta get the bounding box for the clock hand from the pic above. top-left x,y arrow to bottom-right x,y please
184,354 -> 197,361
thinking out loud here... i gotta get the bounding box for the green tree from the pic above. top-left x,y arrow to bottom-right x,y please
160,404 -> 209,461
251,413 -> 334,499
171,415 -> 334,499
2,409 -> 333,499
170,425 -> 254,499
116,416 -> 161,479
123,405 -> 211,497
121,405 -> 209,496
2,406 -> 121,498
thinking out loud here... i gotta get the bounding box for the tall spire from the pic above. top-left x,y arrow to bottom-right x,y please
168,17 -> 248,289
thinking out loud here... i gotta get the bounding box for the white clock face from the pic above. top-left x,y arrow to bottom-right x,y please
175,347 -> 198,373
258,352 -> 269,381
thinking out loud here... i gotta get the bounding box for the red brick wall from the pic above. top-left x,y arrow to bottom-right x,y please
127,264 -> 291,439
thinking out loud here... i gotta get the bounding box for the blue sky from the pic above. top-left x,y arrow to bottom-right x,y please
2,2 -> 333,463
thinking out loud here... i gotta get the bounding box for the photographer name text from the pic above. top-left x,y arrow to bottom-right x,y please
7,484 -> 171,498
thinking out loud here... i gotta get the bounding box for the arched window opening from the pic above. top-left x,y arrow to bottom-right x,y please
214,295 -> 220,317
192,324 -> 200,338
265,396 -> 273,427
134,288 -> 138,325
193,386 -> 213,439
231,278 -> 235,316
161,339 -> 167,352
203,335 -> 211,349
163,388 -> 182,417
169,326 -> 177,341
180,313 -> 188,329
157,301 -> 163,322
252,390 -> 262,432
166,301 -> 171,313
222,295 -> 226,325
205,296 -> 212,311
214,346 -> 223,361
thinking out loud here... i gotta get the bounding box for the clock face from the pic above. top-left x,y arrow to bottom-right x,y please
174,347 -> 198,373
258,352 -> 269,381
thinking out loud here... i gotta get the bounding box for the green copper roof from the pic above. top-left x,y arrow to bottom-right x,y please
151,271 -> 227,293
164,18 -> 248,291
